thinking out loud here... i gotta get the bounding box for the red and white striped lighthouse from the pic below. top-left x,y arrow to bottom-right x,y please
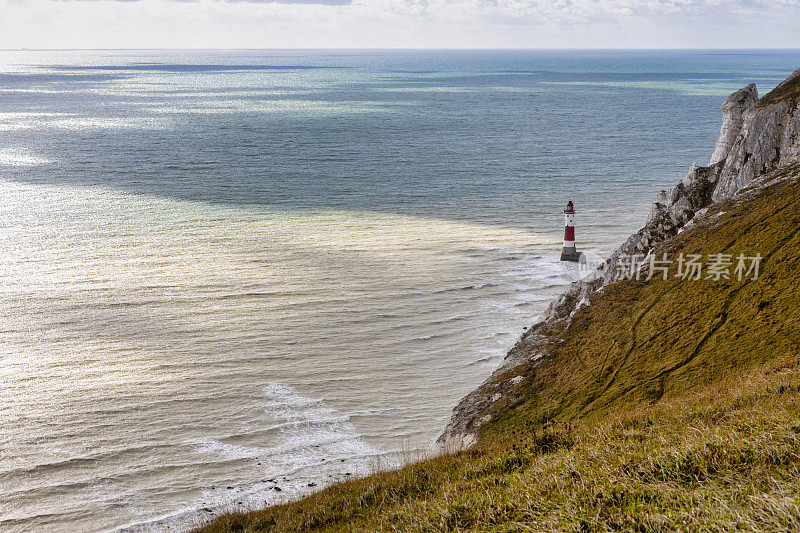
560,200 -> 580,262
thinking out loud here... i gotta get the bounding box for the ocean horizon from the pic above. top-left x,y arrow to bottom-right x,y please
2,49 -> 800,532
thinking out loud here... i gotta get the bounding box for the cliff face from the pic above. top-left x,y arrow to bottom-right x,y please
709,83 -> 759,166
439,67 -> 800,449
713,69 -> 800,201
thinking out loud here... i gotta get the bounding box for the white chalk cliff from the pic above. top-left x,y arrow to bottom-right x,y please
713,69 -> 800,201
709,84 -> 758,166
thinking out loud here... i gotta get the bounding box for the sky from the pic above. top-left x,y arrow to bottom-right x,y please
1,0 -> 800,49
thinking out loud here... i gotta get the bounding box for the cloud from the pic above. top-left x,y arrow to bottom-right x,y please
229,0 -> 352,5
54,0 -> 354,3
53,0 -> 353,2
0,0 -> 798,48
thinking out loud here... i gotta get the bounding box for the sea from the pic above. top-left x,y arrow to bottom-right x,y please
1,49 -> 799,532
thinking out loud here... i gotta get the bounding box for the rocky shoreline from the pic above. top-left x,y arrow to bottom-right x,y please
438,67 -> 800,450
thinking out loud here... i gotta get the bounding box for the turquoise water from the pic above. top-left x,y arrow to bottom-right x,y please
1,50 -> 799,531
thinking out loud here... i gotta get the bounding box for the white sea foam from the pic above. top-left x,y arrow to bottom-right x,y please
132,383 -> 381,533
189,440 -> 266,461
261,382 -> 378,458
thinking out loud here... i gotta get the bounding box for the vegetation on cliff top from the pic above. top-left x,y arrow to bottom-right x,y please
755,67 -> 800,108
197,166 -> 800,532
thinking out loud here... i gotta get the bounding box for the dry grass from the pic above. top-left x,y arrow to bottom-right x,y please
198,363 -> 800,532
755,68 -> 800,108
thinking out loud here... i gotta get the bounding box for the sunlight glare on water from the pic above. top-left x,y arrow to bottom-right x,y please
0,179 -> 570,531
2,49 -> 800,531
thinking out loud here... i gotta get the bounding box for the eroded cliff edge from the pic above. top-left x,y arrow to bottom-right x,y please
439,67 -> 800,450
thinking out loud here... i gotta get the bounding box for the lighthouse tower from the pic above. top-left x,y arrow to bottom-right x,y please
560,200 -> 580,262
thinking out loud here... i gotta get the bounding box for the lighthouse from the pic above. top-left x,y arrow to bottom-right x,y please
560,200 -> 580,262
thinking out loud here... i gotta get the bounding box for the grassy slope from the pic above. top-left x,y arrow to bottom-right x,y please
198,165 -> 800,532
755,68 -> 800,108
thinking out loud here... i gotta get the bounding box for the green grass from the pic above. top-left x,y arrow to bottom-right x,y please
197,165 -> 800,532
